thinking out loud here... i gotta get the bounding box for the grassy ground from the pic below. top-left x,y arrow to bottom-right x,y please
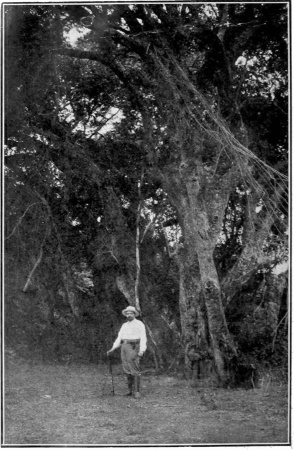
4,358 -> 289,446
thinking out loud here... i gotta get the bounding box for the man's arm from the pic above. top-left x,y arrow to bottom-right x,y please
138,322 -> 147,356
107,325 -> 124,355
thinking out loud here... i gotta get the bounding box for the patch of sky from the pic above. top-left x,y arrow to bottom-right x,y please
121,195 -> 130,209
97,108 -> 124,137
48,161 -> 64,187
58,97 -> 123,138
120,18 -> 130,32
64,26 -> 91,47
31,133 -> 49,145
273,261 -> 288,275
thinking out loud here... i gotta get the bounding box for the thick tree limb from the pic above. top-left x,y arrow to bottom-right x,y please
55,48 -> 144,107
116,273 -> 135,304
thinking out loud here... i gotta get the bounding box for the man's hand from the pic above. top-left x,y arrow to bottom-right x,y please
138,352 -> 143,357
107,349 -> 113,356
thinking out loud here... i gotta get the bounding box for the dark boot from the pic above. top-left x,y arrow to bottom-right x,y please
134,375 -> 141,399
126,375 -> 134,396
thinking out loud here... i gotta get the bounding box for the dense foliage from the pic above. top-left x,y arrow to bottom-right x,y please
4,3 -> 288,383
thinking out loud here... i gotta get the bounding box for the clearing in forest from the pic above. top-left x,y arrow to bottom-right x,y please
4,360 -> 289,446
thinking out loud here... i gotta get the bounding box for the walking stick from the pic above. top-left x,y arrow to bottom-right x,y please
107,354 -> 115,396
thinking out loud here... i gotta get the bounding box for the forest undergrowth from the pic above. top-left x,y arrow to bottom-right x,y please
4,355 -> 289,446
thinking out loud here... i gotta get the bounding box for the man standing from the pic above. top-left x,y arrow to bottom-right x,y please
107,306 -> 147,399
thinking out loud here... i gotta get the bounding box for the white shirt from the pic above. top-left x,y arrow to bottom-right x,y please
112,318 -> 147,353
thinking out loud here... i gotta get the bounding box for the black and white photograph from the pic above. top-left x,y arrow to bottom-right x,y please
2,1 -> 290,446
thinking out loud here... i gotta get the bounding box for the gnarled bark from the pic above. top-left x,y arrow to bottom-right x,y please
178,246 -> 211,379
163,146 -> 238,385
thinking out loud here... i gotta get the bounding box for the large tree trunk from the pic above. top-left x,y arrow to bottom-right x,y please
179,205 -> 237,385
178,246 -> 211,380
162,144 -> 238,385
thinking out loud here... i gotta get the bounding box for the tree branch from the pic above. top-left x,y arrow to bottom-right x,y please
23,223 -> 49,292
5,203 -> 42,240
140,214 -> 157,244
33,191 -> 80,316
135,167 -> 144,312
272,311 -> 288,352
55,47 -> 146,109
217,4 -> 229,42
